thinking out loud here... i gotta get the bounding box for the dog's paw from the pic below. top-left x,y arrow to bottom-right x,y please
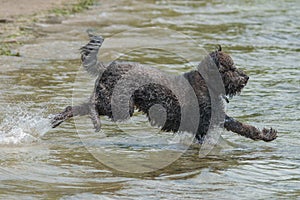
260,127 -> 277,142
50,106 -> 73,128
50,114 -> 64,128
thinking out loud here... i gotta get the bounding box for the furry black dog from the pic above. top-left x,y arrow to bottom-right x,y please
51,34 -> 277,142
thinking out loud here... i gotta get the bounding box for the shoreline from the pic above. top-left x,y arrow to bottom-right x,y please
0,0 -> 95,56
0,0 -> 74,18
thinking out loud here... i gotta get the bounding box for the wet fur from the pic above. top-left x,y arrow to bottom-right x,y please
51,35 -> 277,142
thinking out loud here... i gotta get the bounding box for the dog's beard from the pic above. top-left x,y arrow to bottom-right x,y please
225,80 -> 247,98
221,70 -> 248,98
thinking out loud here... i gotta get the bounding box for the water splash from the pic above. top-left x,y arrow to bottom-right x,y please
0,104 -> 51,145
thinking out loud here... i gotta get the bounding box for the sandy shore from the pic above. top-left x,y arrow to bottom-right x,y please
0,0 -> 72,18
0,0 -> 89,56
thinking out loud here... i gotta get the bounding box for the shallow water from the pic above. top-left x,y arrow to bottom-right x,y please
0,0 -> 299,199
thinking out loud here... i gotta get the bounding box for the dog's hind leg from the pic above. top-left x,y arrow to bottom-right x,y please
224,115 -> 277,142
51,102 -> 102,132
88,102 -> 101,132
51,103 -> 91,128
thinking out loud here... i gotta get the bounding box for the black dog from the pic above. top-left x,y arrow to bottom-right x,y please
51,34 -> 277,142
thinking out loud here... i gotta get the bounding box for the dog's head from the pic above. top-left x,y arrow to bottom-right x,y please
209,46 -> 249,97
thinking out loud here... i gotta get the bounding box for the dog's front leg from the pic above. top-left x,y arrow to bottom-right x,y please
224,115 -> 277,142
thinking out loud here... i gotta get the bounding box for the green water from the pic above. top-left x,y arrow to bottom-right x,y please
0,0 -> 299,199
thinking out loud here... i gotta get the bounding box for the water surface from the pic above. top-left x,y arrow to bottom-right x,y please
0,0 -> 299,199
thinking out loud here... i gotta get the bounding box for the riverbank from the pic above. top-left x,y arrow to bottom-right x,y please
0,0 -> 73,18
0,0 -> 95,56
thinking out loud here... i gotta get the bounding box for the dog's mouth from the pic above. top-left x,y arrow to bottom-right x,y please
225,80 -> 247,98
222,70 -> 249,98
237,82 -> 247,93
239,83 -> 246,91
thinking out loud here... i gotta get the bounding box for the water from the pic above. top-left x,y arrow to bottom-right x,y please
0,104 -> 51,145
0,0 -> 299,199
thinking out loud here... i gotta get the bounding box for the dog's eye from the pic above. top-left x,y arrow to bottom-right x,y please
220,65 -> 230,72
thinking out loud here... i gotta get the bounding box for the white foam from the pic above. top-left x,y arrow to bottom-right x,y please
0,104 -> 51,145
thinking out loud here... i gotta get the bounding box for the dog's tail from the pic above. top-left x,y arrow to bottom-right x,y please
80,32 -> 106,76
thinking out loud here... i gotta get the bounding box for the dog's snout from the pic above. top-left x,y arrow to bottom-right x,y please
239,70 -> 249,82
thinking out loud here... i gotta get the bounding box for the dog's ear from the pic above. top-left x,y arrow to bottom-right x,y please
217,44 -> 222,52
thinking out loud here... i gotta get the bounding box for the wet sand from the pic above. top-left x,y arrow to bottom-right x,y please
0,0 -> 82,56
0,0 -> 72,18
